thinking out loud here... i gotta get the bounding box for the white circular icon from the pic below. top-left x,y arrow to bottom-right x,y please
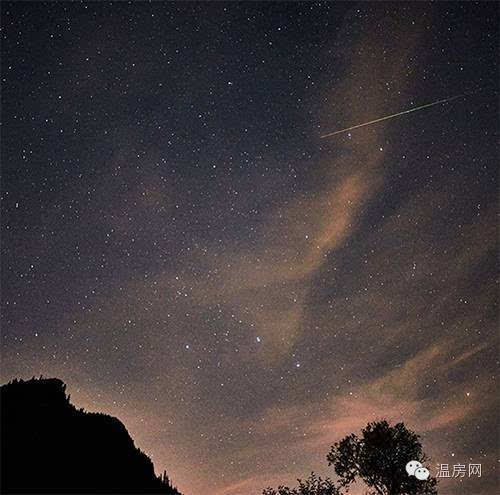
415,467 -> 430,481
406,460 -> 422,476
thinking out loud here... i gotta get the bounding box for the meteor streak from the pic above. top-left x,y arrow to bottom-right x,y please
320,94 -> 464,138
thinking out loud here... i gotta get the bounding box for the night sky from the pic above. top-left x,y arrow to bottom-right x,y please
1,2 -> 498,495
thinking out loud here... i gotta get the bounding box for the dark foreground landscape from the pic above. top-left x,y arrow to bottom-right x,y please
1,377 -> 181,494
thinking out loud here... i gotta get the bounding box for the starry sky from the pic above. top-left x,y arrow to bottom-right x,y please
1,2 -> 498,495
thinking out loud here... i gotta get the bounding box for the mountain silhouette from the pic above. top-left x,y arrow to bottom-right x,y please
1,377 -> 182,494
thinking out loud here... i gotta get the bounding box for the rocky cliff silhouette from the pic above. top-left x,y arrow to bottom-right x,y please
1,377 -> 182,494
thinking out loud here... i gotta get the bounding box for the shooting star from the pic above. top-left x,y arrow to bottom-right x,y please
320,94 -> 465,139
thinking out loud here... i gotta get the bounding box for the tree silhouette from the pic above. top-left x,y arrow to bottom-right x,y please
263,420 -> 437,495
263,472 -> 340,495
327,420 -> 437,495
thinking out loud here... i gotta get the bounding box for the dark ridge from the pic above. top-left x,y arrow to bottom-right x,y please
1,377 -> 183,494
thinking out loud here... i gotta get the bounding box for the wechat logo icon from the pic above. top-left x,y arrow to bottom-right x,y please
406,460 -> 430,480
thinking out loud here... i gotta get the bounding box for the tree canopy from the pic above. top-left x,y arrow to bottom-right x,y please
263,420 -> 438,495
327,420 -> 437,495
263,472 -> 340,495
